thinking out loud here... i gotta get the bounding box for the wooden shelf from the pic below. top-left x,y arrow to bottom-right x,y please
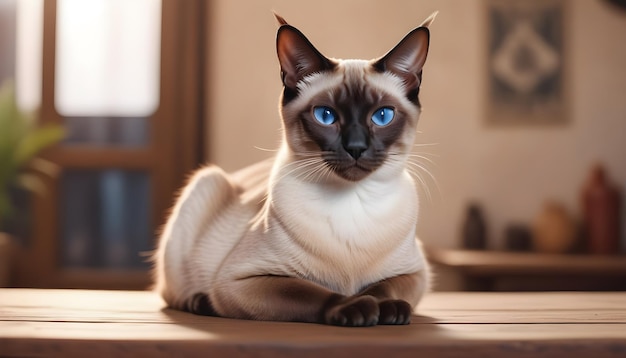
427,248 -> 626,291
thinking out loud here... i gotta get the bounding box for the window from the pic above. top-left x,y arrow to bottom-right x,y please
55,0 -> 161,117
4,0 -> 205,289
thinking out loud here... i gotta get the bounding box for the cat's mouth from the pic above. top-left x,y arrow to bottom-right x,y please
327,159 -> 379,182
319,149 -> 387,182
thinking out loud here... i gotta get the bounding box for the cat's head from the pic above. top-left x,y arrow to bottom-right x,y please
276,13 -> 435,182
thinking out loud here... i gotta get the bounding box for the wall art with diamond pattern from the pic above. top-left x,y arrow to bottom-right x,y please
486,0 -> 568,125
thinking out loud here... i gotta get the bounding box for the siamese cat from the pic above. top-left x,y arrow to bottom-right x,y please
154,12 -> 436,327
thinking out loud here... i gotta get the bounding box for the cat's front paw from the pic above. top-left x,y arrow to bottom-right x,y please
324,295 -> 379,327
378,299 -> 412,325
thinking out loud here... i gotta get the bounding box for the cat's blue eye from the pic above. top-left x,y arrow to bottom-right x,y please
313,106 -> 337,125
371,107 -> 395,126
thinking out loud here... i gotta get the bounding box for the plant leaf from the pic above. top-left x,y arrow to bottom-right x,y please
0,80 -> 65,222
14,173 -> 46,196
26,158 -> 60,178
14,125 -> 65,166
0,81 -> 23,196
0,82 -> 19,169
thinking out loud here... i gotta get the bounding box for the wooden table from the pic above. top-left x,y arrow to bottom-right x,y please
428,248 -> 626,291
1,289 -> 625,357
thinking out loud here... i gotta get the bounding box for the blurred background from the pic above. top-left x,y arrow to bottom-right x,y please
0,0 -> 624,291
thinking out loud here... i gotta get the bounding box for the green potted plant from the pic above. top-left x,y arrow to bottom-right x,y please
0,80 -> 64,286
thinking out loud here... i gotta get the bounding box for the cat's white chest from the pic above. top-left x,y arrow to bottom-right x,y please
304,184 -> 401,243
269,171 -> 419,293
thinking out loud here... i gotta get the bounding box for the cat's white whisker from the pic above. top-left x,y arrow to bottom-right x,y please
278,161 -> 318,182
410,151 -> 440,158
412,143 -> 439,148
406,153 -> 438,166
275,157 -> 326,184
406,165 -> 433,203
405,159 -> 441,203
385,151 -> 440,204
293,161 -> 323,182
253,146 -> 279,153
293,152 -> 323,158
407,160 -> 438,184
303,163 -> 331,184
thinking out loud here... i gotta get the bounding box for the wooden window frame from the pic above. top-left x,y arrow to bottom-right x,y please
15,0 -> 205,289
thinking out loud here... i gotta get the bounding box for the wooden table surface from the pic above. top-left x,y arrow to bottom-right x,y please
1,289 -> 625,357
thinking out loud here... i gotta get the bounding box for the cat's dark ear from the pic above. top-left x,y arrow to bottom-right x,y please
273,12 -> 289,26
420,11 -> 438,28
276,25 -> 334,89
373,25 -> 430,96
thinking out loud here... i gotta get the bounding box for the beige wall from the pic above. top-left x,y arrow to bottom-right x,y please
205,0 -> 626,253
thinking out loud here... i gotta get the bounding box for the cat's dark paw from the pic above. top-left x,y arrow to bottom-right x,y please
324,295 -> 379,327
184,293 -> 216,316
378,299 -> 412,325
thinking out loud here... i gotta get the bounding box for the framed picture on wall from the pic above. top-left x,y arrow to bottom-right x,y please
486,0 -> 568,126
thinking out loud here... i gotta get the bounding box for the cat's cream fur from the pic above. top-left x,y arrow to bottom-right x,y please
154,12 -> 436,326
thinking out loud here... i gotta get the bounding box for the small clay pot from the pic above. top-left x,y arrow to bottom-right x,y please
533,201 -> 576,253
